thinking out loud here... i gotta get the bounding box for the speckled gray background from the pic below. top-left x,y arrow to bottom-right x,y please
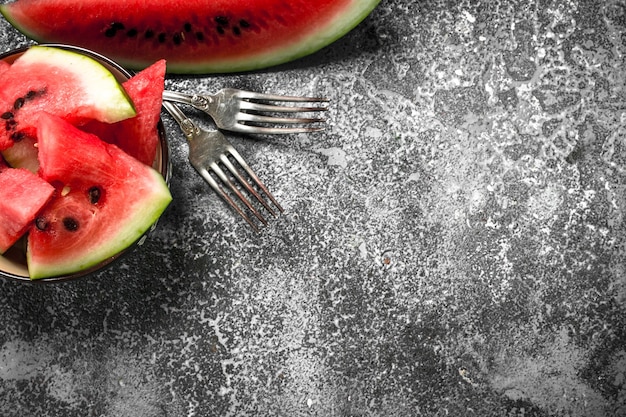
1,0 -> 626,416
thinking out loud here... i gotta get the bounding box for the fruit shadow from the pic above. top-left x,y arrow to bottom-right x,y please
0,197 -> 206,338
0,241 -> 214,344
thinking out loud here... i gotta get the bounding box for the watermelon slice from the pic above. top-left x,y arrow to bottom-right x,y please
27,112 -> 172,279
0,45 -> 136,151
83,59 -> 166,166
0,0 -> 380,74
0,167 -> 55,254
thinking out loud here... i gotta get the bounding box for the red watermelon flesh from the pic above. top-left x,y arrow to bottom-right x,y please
0,167 -> 55,254
28,112 -> 172,279
0,45 -> 136,151
83,59 -> 166,166
0,0 -> 380,74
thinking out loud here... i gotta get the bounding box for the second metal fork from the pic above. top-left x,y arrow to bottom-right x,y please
163,101 -> 283,232
163,88 -> 329,135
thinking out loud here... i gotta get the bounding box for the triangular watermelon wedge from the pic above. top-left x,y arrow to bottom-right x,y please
2,56 -> 166,171
83,59 -> 166,166
27,112 -> 172,279
0,45 -> 136,151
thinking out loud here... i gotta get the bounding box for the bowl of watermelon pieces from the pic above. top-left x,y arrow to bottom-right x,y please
0,44 -> 172,282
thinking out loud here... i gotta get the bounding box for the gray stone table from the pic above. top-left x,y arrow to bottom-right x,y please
1,1 -> 625,416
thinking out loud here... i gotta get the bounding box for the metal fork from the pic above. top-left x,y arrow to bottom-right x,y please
163,101 -> 283,232
162,88 -> 329,135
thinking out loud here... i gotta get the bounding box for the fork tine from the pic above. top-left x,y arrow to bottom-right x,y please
193,164 -> 261,232
210,161 -> 269,226
239,101 -> 329,113
238,113 -> 326,125
234,89 -> 329,104
219,152 -> 278,218
229,147 -> 284,214
234,124 -> 326,135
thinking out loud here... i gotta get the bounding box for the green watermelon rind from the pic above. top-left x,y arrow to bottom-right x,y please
14,45 -> 136,122
0,0 -> 381,74
26,168 -> 172,280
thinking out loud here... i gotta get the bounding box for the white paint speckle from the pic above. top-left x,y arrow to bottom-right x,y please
463,10 -> 476,23
358,242 -> 368,259
316,147 -> 348,168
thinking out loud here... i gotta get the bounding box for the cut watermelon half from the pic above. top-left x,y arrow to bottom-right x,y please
0,0 -> 380,73
0,45 -> 136,151
28,112 -> 172,279
0,167 -> 55,254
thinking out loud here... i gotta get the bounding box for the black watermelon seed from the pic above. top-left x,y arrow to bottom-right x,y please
25,90 -> 37,100
1,112 -> 13,120
144,29 -> 155,39
127,28 -> 138,37
88,186 -> 101,204
195,32 -> 205,42
184,22 -> 192,32
5,120 -> 17,131
173,33 -> 182,45
215,16 -> 229,26
158,33 -> 167,43
10,131 -> 25,142
63,217 -> 79,232
105,22 -> 125,37
239,19 -> 250,28
233,26 -> 241,36
13,97 -> 24,110
35,217 -> 48,231
217,26 -> 225,35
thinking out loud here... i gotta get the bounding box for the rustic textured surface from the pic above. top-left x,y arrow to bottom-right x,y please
1,0 -> 626,416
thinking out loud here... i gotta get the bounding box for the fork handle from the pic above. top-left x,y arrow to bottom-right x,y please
163,90 -> 193,105
163,90 -> 213,111
162,101 -> 197,139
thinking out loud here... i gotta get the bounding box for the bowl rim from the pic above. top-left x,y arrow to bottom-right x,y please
0,43 -> 171,283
